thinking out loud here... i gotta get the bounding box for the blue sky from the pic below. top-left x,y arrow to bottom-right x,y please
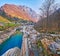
0,0 -> 60,14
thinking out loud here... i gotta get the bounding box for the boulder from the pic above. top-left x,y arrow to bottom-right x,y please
2,47 -> 20,56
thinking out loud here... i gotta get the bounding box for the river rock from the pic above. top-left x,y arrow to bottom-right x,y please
2,47 -> 21,56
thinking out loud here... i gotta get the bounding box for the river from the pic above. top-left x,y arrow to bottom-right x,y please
0,32 -> 23,55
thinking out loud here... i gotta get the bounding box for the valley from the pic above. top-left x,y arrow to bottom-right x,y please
0,2 -> 60,56
0,23 -> 60,56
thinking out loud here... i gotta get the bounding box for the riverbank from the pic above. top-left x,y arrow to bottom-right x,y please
0,32 -> 23,56
0,29 -> 16,44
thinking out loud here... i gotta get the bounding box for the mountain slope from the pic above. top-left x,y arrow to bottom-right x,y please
1,4 -> 39,22
0,16 -> 10,23
19,5 -> 39,22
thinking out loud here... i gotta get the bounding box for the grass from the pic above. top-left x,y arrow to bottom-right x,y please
0,22 -> 20,31
5,23 -> 18,28
0,26 -> 5,31
0,16 -> 10,23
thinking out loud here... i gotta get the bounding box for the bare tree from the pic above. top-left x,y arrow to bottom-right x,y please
39,0 -> 59,32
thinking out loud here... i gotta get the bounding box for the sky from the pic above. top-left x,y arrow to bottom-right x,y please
0,0 -> 60,14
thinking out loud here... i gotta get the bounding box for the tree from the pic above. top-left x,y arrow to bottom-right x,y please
39,0 -> 58,32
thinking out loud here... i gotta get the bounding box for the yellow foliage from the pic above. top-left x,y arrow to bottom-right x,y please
0,16 -> 10,23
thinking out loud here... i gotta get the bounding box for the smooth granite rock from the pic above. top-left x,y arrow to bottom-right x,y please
2,47 -> 20,56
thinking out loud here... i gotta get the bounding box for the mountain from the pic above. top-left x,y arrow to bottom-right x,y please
35,8 -> 60,32
19,5 -> 39,22
0,4 -> 39,22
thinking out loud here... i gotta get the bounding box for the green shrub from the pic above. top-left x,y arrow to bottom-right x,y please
0,26 -> 5,31
48,32 -> 55,34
